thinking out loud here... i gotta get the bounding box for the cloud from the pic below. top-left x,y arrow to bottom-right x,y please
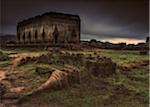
81,33 -> 145,44
81,18 -> 148,40
100,38 -> 145,44
1,0 -> 148,43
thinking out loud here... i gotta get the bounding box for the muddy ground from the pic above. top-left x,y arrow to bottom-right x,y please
0,48 -> 149,107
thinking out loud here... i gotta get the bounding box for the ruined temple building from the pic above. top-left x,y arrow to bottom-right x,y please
17,12 -> 80,45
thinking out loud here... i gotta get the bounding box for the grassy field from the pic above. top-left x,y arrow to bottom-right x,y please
38,68 -> 149,107
0,48 -> 47,67
0,48 -> 149,107
98,50 -> 149,64
40,49 -> 149,107
66,49 -> 149,65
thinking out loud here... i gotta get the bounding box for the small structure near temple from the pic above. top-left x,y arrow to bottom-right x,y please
17,12 -> 80,45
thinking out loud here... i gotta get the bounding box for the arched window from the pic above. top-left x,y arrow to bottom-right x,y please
53,26 -> 59,44
71,29 -> 77,38
28,32 -> 31,43
42,29 -> 45,42
17,33 -> 20,43
23,33 -> 25,43
34,30 -> 38,42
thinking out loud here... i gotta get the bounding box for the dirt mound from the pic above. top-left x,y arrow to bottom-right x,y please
0,70 -> 6,81
0,83 -> 6,100
35,65 -> 80,92
84,57 -> 116,77
58,53 -> 116,77
35,67 -> 54,75
17,52 -> 54,65
118,60 -> 149,71
6,51 -> 116,104
26,52 -> 117,77
17,57 -> 35,66
16,65 -> 81,103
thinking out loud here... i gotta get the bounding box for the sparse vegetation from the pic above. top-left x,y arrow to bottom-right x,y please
0,51 -> 10,67
0,51 -> 9,61
0,48 -> 149,107
37,65 -> 149,107
66,50 -> 149,65
40,50 -> 148,106
98,50 -> 149,64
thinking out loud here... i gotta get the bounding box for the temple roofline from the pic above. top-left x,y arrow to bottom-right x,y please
17,12 -> 80,27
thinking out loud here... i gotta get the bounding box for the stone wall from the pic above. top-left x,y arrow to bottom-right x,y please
17,12 -> 80,45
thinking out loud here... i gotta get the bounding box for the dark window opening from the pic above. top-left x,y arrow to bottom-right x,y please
42,29 -> 45,42
28,32 -> 31,43
53,26 -> 59,44
71,29 -> 77,38
17,33 -> 20,42
35,30 -> 38,42
23,33 -> 25,43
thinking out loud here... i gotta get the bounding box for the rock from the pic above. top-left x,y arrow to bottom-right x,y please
35,54 -> 53,64
52,48 -> 61,54
60,51 -> 66,55
9,87 -> 25,93
84,57 -> 116,77
35,67 -> 54,75
58,52 -> 116,77
1,80 -> 13,89
0,83 -> 6,99
62,65 -> 81,84
17,57 -> 32,66
3,92 -> 20,99
3,75 -> 17,82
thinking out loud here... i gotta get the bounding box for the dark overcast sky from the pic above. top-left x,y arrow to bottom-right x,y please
0,0 -> 149,42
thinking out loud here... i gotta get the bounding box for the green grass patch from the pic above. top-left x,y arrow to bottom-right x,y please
1,49 -> 148,106
67,50 -> 149,65
97,50 -> 149,64
0,60 -> 10,67
106,67 -> 149,103
0,50 -> 9,61
0,48 -> 48,57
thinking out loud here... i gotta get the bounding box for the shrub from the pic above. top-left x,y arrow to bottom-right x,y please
0,51 -> 9,61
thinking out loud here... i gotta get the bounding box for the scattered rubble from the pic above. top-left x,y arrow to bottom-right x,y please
0,50 -> 117,105
17,65 -> 81,102
0,83 -> 6,100
34,65 -> 80,91
58,53 -> 116,77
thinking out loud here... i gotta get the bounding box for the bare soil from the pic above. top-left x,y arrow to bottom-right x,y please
0,50 -> 149,107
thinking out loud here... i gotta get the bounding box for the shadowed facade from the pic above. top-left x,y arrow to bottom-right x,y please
17,12 -> 80,45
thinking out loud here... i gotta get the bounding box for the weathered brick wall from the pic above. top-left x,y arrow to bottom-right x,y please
17,12 -> 80,44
